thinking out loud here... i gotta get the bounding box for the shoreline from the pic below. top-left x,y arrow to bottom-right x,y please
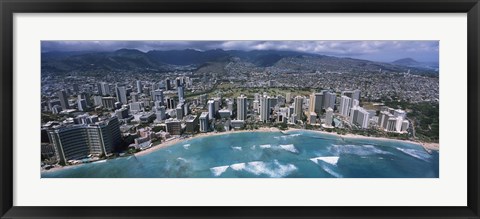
135,127 -> 281,157
42,127 -> 438,173
286,128 -> 439,152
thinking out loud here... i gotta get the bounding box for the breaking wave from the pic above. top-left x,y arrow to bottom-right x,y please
259,144 -> 272,149
274,133 -> 302,140
278,144 -> 299,153
210,165 -> 229,176
230,162 -> 246,171
183,144 -> 191,149
395,147 -> 430,162
310,156 -> 340,165
329,144 -> 391,156
229,160 -> 297,177
321,164 -> 343,178
231,146 -> 242,151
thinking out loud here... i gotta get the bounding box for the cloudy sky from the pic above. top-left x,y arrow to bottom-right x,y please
41,40 -> 439,63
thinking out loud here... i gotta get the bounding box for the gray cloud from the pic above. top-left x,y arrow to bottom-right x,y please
41,40 -> 439,62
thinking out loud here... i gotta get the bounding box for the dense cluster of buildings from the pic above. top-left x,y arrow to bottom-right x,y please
41,74 -> 411,167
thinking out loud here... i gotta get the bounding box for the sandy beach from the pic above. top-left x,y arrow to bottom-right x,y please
287,128 -> 439,152
135,127 -> 281,157
42,126 -> 438,173
137,127 -> 438,158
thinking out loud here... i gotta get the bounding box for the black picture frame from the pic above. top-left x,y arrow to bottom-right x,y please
1,0 -> 479,218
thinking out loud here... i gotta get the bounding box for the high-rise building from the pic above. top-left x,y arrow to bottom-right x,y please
136,80 -> 142,93
51,105 -> 62,114
379,111 -> 392,130
260,95 -> 271,123
199,112 -> 209,132
356,108 -> 370,129
199,94 -> 208,105
218,109 -> 231,119
184,115 -> 199,134
387,118 -> 397,132
153,89 -> 164,104
165,119 -> 182,135
394,109 -> 407,119
166,97 -> 176,109
47,117 -> 121,164
101,97 -> 116,110
353,89 -> 361,102
176,105 -> 184,120
183,102 -> 190,116
253,100 -> 260,112
115,86 -> 128,104
99,82 -> 110,96
57,90 -> 69,110
227,100 -> 234,115
286,92 -> 292,103
237,95 -> 247,120
350,106 -> 369,129
165,79 -> 172,90
115,107 -> 130,120
177,85 -> 185,101
77,93 -> 90,107
339,95 -> 352,117
309,92 -> 323,115
155,106 -> 166,122
129,102 -> 144,112
352,99 -> 359,108
93,96 -> 103,106
130,92 -> 139,103
294,96 -> 304,120
77,99 -> 87,111
208,100 -> 216,120
322,91 -> 336,110
325,107 -> 334,127
213,97 -> 221,110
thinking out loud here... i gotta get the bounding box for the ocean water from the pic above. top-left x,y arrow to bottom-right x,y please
41,130 -> 439,178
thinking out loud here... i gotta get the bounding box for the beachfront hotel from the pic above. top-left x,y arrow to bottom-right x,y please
46,116 -> 121,165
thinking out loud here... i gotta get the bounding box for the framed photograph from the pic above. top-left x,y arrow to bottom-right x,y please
1,0 -> 479,218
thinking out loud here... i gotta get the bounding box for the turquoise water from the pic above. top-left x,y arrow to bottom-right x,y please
41,130 -> 439,178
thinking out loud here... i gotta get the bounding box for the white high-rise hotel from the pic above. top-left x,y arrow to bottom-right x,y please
237,95 -> 247,120
260,95 -> 270,123
207,100 -> 215,120
294,96 -> 304,120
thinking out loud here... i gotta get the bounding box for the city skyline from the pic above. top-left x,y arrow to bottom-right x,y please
41,40 -> 439,178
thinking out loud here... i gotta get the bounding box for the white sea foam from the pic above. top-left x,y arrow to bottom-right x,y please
329,144 -> 391,156
259,144 -> 272,149
278,144 -> 298,153
396,147 -> 430,162
177,157 -> 188,162
321,165 -> 343,178
210,165 -> 229,177
183,144 -> 191,149
310,156 -> 340,165
230,163 -> 246,171
229,160 -> 297,177
251,145 -> 257,150
240,160 -> 297,178
231,146 -> 242,151
274,133 -> 302,140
